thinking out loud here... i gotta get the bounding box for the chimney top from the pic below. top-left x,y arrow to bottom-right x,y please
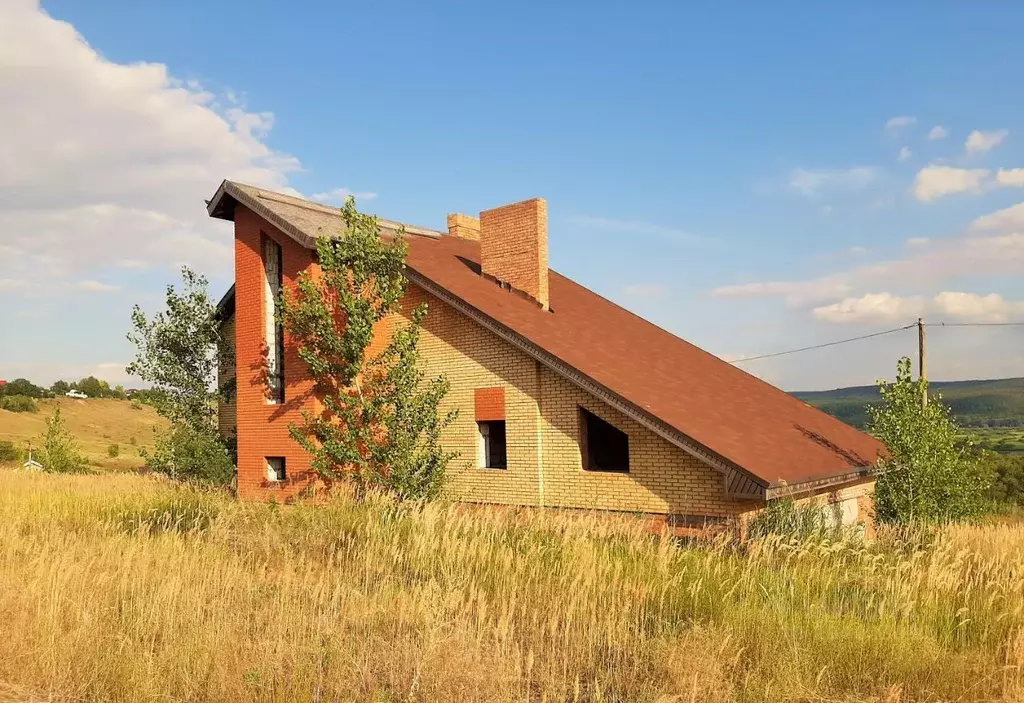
447,213 -> 480,241
479,197 -> 549,310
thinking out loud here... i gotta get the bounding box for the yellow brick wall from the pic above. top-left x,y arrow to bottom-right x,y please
405,284 -> 759,518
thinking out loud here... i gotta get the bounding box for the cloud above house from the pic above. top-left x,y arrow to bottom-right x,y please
927,125 -> 949,140
0,0 -> 304,296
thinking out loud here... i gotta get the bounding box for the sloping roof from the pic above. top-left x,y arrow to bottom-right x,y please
208,180 -> 886,495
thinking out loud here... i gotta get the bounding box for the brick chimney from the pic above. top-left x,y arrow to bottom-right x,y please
479,198 -> 549,310
447,213 -> 480,241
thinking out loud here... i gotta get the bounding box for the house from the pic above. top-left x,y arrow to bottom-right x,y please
209,181 -> 886,532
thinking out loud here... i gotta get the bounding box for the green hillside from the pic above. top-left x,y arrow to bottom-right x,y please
794,378 -> 1024,449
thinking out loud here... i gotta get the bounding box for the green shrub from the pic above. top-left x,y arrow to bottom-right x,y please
130,399 -> 142,410
870,359 -> 988,525
979,451 -> 1024,507
107,443 -> 120,459
0,441 -> 19,462
0,395 -> 39,413
38,407 -> 88,474
142,425 -> 234,486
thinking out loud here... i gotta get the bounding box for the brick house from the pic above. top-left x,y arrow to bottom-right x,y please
209,180 -> 885,531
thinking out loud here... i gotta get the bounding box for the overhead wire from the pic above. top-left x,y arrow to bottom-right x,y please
728,324 -> 916,364
729,318 -> 1024,364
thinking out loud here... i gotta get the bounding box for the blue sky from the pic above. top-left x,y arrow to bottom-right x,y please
2,0 -> 1023,390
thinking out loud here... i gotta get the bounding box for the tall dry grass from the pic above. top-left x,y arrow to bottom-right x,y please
0,470 -> 1022,702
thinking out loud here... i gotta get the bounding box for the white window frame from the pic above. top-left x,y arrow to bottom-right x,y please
266,457 -> 286,482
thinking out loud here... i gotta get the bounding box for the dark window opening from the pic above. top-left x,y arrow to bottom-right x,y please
580,408 -> 630,472
263,236 -> 285,403
478,420 -> 507,469
266,456 -> 286,482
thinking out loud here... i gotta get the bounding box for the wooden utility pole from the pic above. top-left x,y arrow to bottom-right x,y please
918,317 -> 928,408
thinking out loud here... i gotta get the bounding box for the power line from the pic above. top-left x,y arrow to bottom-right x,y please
728,324 -> 916,364
926,321 -> 1024,328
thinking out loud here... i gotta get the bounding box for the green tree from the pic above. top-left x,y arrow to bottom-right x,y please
279,197 -> 457,500
869,357 -> 988,524
127,266 -> 235,484
50,380 -> 70,395
2,378 -> 46,398
77,376 -> 104,398
38,407 -> 87,474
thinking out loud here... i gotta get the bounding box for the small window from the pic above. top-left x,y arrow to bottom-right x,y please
477,420 -> 507,469
266,457 -> 286,482
580,408 -> 629,472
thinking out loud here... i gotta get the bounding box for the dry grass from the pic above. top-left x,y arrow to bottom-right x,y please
0,398 -> 165,471
0,471 -> 1022,702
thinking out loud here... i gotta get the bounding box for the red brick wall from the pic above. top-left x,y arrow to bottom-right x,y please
233,206 -> 318,500
474,387 -> 505,421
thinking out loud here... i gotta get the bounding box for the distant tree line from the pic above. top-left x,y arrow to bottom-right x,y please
0,376 -> 143,414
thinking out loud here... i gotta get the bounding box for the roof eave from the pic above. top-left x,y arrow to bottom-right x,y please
765,464 -> 880,500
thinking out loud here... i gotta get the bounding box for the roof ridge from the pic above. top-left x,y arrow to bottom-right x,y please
230,181 -> 443,239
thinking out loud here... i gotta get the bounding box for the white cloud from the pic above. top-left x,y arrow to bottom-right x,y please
813,292 -> 924,323
933,291 -> 1024,322
788,166 -> 878,198
0,0 -> 302,295
814,290 -> 1024,324
898,146 -> 912,163
620,283 -> 670,299
971,202 -> 1024,231
711,280 -> 853,307
885,115 -> 917,133
995,168 -> 1024,187
927,126 -> 949,141
912,165 -> 988,201
965,129 -> 1008,154
713,233 -> 1024,306
77,280 -> 120,292
906,237 -> 930,247
311,187 -> 378,204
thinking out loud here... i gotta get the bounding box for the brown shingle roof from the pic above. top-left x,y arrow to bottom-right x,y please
209,181 -> 886,494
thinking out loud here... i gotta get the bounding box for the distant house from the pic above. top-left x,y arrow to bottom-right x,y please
209,180 -> 886,533
22,449 -> 43,472
66,390 -> 88,400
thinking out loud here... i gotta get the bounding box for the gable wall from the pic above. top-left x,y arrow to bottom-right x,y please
404,285 -> 760,518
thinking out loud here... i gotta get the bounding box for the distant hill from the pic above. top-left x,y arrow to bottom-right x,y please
793,377 -> 1024,429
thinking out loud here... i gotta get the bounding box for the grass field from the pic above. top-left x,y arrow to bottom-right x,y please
0,397 -> 166,471
1,471 -> 1022,702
